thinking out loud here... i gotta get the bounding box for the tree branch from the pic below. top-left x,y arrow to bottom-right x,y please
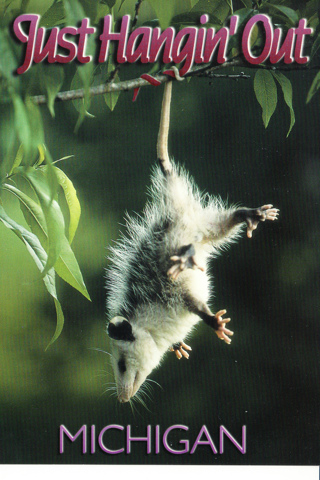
31,74 -> 171,105
30,57 -> 319,106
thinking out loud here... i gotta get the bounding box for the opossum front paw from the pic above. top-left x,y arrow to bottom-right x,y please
170,341 -> 192,360
246,204 -> 279,238
167,244 -> 205,280
214,310 -> 233,345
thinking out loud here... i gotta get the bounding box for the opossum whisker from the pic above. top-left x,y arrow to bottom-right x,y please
135,393 -> 152,413
94,373 -> 110,379
95,369 -> 113,377
102,382 -> 117,388
89,347 -> 113,358
145,378 -> 163,390
132,386 -> 153,413
128,396 -> 142,420
141,382 -> 154,399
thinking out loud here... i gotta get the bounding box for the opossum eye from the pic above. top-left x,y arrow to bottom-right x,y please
108,316 -> 135,342
118,358 -> 126,373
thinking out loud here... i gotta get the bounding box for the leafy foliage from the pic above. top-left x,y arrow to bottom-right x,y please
1,146 -> 91,348
254,69 -> 278,128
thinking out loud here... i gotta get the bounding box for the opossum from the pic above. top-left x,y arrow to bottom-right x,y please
106,80 -> 279,404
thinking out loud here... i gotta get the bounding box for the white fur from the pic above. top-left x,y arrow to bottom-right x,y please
106,162 -> 244,402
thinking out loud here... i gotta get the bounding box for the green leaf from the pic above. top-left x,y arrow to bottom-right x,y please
254,69 -> 277,128
34,145 -> 47,168
53,166 -> 81,244
271,71 -> 295,137
104,59 -> 121,111
0,204 -> 47,270
3,183 -> 47,243
0,204 -> 64,348
70,68 -> 94,131
11,93 -> 31,154
190,0 -> 230,22
39,1 -> 66,27
25,98 -> 45,148
10,96 -> 44,163
265,4 -> 299,26
17,166 -> 66,277
54,239 -> 91,300
102,0 -> 117,7
306,71 -> 320,104
310,32 -> 320,59
171,12 -> 223,27
47,298 -> 65,350
146,0 -> 175,29
0,28 -> 20,91
78,0 -> 100,22
41,66 -> 65,117
117,0 -> 127,11
4,183 -> 90,301
8,144 -> 24,176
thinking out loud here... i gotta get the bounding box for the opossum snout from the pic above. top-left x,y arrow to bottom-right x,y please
108,321 -> 161,403
117,385 -> 133,403
117,373 -> 140,403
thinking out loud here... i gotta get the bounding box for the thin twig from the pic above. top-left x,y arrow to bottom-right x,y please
208,72 -> 250,81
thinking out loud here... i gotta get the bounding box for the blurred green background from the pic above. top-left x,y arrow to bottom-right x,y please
0,60 -> 319,465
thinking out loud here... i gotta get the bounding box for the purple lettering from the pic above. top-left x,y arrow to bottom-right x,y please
155,425 -> 160,454
98,425 -> 124,454
59,425 -> 87,454
219,425 -> 246,454
163,425 -> 189,454
190,425 -> 217,454
126,425 -> 152,454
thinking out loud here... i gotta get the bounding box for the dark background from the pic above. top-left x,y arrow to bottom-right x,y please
0,62 -> 319,465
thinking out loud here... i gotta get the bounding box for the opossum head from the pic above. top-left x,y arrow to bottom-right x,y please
107,316 -> 161,403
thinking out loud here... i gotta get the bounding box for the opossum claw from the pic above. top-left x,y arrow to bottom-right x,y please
245,205 -> 280,238
214,310 -> 233,344
167,244 -> 205,280
170,341 -> 192,360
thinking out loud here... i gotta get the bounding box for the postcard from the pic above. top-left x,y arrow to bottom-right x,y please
0,0 -> 319,471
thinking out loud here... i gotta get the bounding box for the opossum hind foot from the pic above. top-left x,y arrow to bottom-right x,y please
167,243 -> 205,280
170,341 -> 192,360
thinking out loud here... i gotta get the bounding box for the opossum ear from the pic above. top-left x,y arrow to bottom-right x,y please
107,317 -> 135,342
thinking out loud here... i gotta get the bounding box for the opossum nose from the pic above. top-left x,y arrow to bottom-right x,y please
118,396 -> 129,403
117,384 -> 133,403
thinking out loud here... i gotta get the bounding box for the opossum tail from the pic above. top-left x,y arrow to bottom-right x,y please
157,81 -> 173,175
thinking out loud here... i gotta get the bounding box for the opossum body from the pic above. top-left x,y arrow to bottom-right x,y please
106,81 -> 279,403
